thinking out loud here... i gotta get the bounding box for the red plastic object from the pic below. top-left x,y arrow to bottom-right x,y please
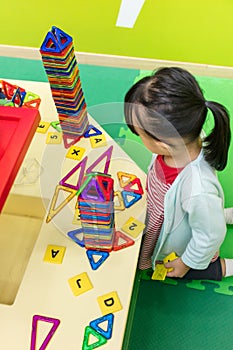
0,106 -> 41,212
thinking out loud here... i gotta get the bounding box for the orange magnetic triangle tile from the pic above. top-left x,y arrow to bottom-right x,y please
117,171 -> 137,188
46,185 -> 77,223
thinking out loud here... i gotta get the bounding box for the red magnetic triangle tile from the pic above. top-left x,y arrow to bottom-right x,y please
113,230 -> 135,251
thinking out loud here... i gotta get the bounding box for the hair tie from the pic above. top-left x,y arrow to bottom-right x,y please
205,100 -> 209,108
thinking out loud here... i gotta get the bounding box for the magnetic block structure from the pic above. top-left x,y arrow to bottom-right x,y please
68,272 -> 93,296
0,106 -> 41,212
40,26 -> 89,147
43,244 -> 66,264
97,291 -> 123,315
78,172 -> 115,251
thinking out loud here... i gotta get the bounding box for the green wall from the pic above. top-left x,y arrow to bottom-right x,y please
1,0 -> 233,67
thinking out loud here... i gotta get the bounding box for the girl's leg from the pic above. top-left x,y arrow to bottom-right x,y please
182,258 -> 233,281
182,257 -> 223,281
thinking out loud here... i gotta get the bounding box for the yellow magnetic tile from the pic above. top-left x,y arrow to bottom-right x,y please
89,134 -> 107,148
68,272 -> 93,296
46,132 -> 63,144
37,121 -> 50,134
151,264 -> 167,281
97,291 -> 123,315
121,217 -> 146,238
66,146 -> 86,160
43,244 -> 66,264
72,209 -> 81,225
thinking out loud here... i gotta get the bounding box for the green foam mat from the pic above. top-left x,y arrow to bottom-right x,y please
127,279 -> 233,350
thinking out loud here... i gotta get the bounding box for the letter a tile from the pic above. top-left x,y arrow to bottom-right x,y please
89,134 -> 107,148
97,291 -> 123,315
43,244 -> 66,264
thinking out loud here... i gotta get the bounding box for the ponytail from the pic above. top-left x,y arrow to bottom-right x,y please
203,101 -> 231,171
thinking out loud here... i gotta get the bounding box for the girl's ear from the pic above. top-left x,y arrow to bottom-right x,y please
153,139 -> 172,152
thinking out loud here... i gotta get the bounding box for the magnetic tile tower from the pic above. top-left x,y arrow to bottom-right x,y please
40,26 -> 89,148
78,172 -> 115,251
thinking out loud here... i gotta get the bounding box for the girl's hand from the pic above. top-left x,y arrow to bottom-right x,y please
164,257 -> 190,278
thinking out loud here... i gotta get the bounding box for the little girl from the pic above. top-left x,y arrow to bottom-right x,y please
124,67 -> 232,280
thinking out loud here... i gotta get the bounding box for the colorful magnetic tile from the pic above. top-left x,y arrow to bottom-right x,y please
43,244 -> 66,264
60,156 -> 87,191
36,121 -> 50,134
84,124 -> 102,138
123,177 -> 144,195
46,185 -> 77,223
122,191 -> 142,208
82,326 -> 107,350
79,177 -> 106,202
117,171 -> 137,188
62,134 -> 82,149
68,272 -> 93,296
89,134 -> 107,148
113,231 -> 135,251
97,291 -> 123,315
67,228 -> 84,247
86,146 -> 113,175
114,191 -> 125,211
86,250 -> 109,270
151,264 -> 167,281
121,217 -> 145,239
89,313 -> 114,340
66,145 -> 86,160
50,120 -> 62,132
46,132 -> 63,144
72,208 -> 81,225
30,314 -> 60,350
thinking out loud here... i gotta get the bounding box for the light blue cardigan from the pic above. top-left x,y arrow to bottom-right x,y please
150,151 -> 226,270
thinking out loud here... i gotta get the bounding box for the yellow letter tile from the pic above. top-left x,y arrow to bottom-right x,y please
36,121 -> 50,134
89,134 -> 107,148
121,217 -> 145,238
46,132 -> 63,144
68,272 -> 93,296
43,244 -> 66,264
97,291 -> 123,315
66,146 -> 86,160
151,264 -> 167,281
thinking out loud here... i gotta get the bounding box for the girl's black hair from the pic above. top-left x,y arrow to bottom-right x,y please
124,67 -> 231,171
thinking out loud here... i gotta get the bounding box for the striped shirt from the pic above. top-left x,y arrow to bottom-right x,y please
138,155 -> 182,270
